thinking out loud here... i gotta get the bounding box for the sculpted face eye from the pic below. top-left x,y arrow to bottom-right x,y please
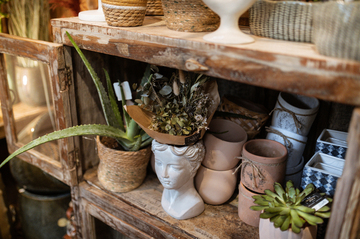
170,165 -> 182,171
155,159 -> 162,166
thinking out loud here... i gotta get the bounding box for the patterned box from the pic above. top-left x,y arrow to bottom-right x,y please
301,152 -> 345,197
315,129 -> 348,159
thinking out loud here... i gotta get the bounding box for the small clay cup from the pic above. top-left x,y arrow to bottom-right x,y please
195,165 -> 238,205
241,139 -> 287,193
238,182 -> 262,227
203,119 -> 247,171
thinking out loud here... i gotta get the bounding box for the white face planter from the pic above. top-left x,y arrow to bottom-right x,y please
152,140 -> 205,220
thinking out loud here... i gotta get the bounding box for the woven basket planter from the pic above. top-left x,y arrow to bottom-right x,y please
96,136 -> 151,193
249,0 -> 314,42
217,96 -> 269,140
161,0 -> 220,32
313,1 -> 360,61
102,0 -> 148,27
146,0 -> 163,15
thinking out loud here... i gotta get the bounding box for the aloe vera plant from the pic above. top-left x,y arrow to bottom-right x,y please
0,32 -> 152,168
250,181 -> 331,233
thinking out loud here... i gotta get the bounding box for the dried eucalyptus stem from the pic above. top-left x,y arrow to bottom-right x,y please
8,0 -> 50,67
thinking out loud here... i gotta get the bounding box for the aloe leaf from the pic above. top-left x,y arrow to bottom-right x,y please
0,124 -> 130,168
140,136 -> 153,148
129,135 -> 142,151
66,32 -> 121,129
127,119 -> 140,140
105,69 -> 124,131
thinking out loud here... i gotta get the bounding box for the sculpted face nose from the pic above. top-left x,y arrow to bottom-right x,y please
161,165 -> 169,178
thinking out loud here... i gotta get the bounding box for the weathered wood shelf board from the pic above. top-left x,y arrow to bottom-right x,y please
82,168 -> 258,239
52,17 -> 360,106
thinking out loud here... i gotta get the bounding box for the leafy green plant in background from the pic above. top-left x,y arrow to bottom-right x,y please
251,181 -> 331,233
0,31 -> 152,168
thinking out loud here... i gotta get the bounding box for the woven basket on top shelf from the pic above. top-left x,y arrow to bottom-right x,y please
217,96 -> 269,139
249,0 -> 314,43
313,1 -> 360,61
102,0 -> 148,27
146,0 -> 163,15
161,0 -> 220,32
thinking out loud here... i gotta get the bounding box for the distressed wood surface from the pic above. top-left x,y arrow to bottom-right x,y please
82,168 -> 258,239
81,198 -> 154,239
326,108 -> 360,239
51,17 -> 360,106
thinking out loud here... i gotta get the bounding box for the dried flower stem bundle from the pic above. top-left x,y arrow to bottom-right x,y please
8,0 -> 50,67
136,66 -> 214,136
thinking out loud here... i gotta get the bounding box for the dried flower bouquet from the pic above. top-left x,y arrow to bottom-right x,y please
127,65 -> 220,146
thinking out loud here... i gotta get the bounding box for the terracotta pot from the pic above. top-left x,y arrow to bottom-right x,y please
271,92 -> 319,136
259,218 -> 317,239
238,182 -> 262,227
203,119 -> 247,171
241,139 -> 287,193
96,136 -> 151,192
195,165 -> 238,205
101,0 -> 148,27
266,126 -> 307,168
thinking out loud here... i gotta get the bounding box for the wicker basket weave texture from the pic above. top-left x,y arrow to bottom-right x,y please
249,0 -> 313,43
146,0 -> 163,15
97,136 -> 151,192
102,0 -> 148,27
218,97 -> 269,140
161,0 -> 220,32
313,2 -> 360,61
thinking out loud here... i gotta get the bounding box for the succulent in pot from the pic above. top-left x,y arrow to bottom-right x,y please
251,181 -> 331,238
0,32 -> 153,192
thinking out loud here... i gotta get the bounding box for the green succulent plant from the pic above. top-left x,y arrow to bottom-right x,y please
250,181 -> 331,233
0,31 -> 152,168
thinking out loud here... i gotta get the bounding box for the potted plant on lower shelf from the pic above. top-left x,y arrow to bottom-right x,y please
251,181 -> 331,239
0,32 -> 153,193
126,65 -> 220,220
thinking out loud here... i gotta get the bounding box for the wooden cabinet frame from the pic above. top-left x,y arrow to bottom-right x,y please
1,16 -> 360,238
0,33 -> 81,186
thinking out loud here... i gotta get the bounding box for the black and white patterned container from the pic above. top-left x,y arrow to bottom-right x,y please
301,152 -> 344,197
315,129 -> 348,159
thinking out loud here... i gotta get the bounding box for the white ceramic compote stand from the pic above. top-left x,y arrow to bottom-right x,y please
78,0 -> 106,21
202,0 -> 256,44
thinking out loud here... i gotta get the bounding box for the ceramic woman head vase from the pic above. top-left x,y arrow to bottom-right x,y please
151,140 -> 205,220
